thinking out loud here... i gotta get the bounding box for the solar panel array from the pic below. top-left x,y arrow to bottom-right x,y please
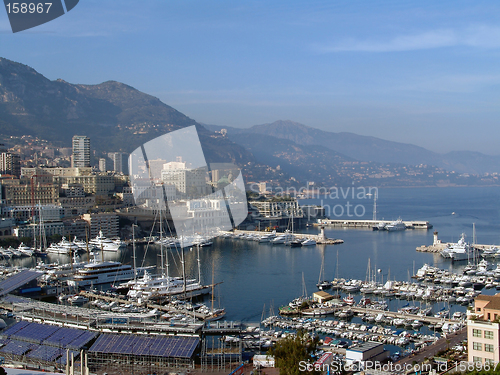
89,334 -> 199,359
67,331 -> 97,351
0,339 -> 37,356
27,345 -> 63,362
0,321 -> 29,338
1,322 -> 96,350
0,270 -> 42,296
11,323 -> 60,344
59,350 -> 79,365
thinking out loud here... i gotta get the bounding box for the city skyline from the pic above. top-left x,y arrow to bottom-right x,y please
1,1 -> 500,154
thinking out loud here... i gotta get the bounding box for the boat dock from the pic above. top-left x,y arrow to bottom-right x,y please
231,229 -> 344,245
416,231 -> 496,253
80,291 -> 208,320
316,219 -> 433,229
348,306 -> 460,325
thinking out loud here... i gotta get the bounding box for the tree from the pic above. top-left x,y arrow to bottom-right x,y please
0,367 -> 7,375
268,330 -> 321,375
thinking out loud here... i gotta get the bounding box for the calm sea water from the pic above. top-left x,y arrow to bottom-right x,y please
20,186 -> 500,323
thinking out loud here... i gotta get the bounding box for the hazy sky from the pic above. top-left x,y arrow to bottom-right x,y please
1,0 -> 500,154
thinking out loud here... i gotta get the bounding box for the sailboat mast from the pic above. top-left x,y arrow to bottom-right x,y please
160,209 -> 164,277
335,249 -> 339,279
181,237 -> 187,298
473,223 -> 476,245
366,258 -> 371,284
211,261 -> 215,312
301,272 -> 307,298
197,246 -> 202,284
132,224 -> 137,281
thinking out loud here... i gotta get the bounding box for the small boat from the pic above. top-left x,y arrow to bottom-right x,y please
411,320 -> 423,329
385,218 -> 406,231
301,239 -> 316,246
343,295 -> 355,305
17,243 -> 33,257
68,295 -> 89,305
372,222 -> 387,231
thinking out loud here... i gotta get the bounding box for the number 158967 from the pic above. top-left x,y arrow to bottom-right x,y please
5,3 -> 53,14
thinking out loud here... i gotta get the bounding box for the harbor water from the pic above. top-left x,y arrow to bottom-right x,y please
13,186 -> 500,323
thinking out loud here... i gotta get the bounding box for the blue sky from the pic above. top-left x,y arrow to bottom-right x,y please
1,0 -> 500,154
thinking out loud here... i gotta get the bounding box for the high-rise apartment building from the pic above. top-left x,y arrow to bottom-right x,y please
0,145 -> 21,177
72,136 -> 90,168
109,152 -> 129,174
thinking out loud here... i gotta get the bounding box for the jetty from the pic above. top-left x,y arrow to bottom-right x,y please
317,219 -> 433,230
231,229 -> 343,245
80,290 -> 208,319
417,231 -> 496,253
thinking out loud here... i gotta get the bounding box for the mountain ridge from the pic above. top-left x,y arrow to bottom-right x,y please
1,56 -> 498,188
205,120 -> 500,174
0,57 -> 255,167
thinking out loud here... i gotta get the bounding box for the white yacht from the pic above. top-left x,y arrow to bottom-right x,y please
67,261 -> 134,287
125,271 -> 211,300
17,243 -> 34,257
89,231 -> 125,252
301,239 -> 316,246
271,232 -> 294,244
46,237 -> 80,255
440,233 -> 473,261
73,237 -> 88,250
385,219 -> 406,231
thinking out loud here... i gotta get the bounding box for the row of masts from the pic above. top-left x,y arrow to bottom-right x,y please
131,207 -> 204,301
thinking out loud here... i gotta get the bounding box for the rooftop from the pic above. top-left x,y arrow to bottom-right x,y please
347,341 -> 383,353
476,293 -> 500,312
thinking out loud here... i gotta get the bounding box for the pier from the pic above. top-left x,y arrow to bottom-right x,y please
231,229 -> 344,244
348,306 -> 461,325
80,291 -> 208,320
316,219 -> 433,229
416,231 -> 496,253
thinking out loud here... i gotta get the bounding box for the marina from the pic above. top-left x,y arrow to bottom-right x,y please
317,219 -> 433,230
0,186 -> 499,372
230,229 -> 344,245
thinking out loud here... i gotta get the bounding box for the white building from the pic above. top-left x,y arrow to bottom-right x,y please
185,198 -> 231,232
161,161 -> 210,198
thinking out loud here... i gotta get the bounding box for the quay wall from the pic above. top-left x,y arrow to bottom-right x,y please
417,243 -> 495,253
316,219 -> 432,229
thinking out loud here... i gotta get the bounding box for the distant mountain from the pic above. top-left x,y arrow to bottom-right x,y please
228,132 -> 357,186
0,57 -> 252,166
1,56 -> 497,188
205,120 -> 500,175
